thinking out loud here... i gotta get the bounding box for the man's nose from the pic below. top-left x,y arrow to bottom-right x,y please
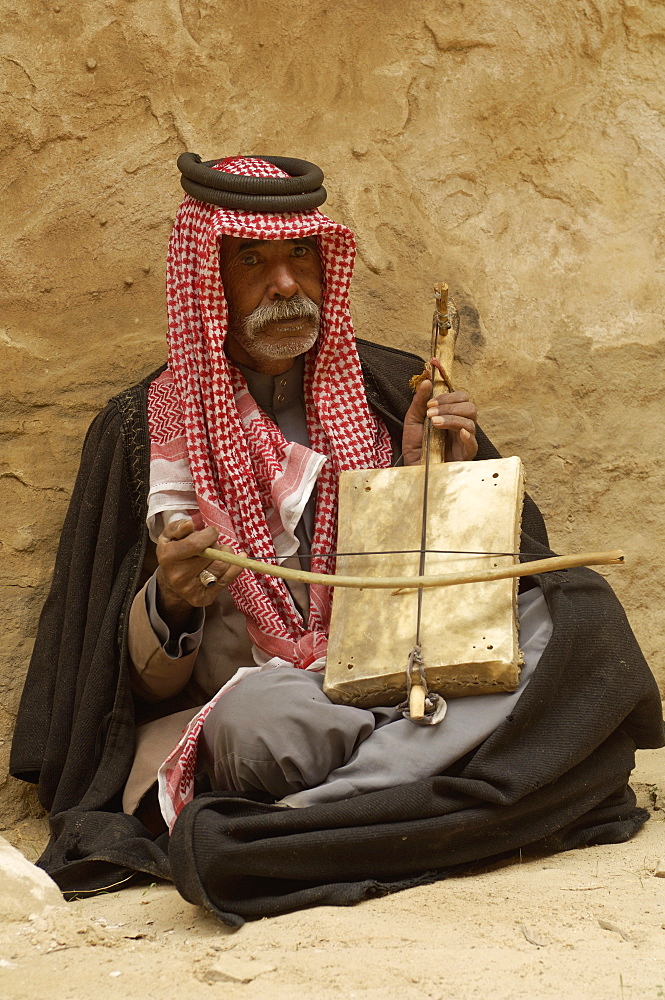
265,260 -> 301,300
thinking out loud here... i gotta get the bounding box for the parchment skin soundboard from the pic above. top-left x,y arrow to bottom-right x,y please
324,456 -> 525,708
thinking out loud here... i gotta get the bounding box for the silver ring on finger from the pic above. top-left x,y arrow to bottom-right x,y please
198,569 -> 218,588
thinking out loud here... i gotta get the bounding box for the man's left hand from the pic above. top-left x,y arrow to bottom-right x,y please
402,379 -> 478,466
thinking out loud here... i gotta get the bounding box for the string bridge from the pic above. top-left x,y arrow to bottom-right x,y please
397,645 -> 446,725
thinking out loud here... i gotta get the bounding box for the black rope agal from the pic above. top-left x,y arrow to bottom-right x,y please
177,153 -> 327,212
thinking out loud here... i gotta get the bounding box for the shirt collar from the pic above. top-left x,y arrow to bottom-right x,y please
236,354 -> 305,414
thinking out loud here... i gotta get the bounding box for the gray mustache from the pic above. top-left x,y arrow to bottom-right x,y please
244,296 -> 320,336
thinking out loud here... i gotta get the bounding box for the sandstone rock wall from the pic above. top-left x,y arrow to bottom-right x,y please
2,0 -> 663,825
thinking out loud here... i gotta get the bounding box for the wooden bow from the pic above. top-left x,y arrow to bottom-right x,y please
201,546 -> 624,590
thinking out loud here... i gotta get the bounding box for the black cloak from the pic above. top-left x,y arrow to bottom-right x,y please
10,340 -> 664,927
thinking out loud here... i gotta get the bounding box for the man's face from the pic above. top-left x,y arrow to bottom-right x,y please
220,235 -> 323,371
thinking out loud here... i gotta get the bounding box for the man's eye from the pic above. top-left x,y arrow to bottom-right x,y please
240,254 -> 259,265
292,246 -> 309,258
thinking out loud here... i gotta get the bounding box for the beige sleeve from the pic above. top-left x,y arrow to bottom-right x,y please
127,580 -> 199,702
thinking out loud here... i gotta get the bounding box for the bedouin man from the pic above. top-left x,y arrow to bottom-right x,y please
11,155 -> 663,924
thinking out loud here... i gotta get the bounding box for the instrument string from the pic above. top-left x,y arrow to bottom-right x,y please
414,290 -> 447,647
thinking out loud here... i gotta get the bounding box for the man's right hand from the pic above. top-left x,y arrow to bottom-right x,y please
155,518 -> 244,630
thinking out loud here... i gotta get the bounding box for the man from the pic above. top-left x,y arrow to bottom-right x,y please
10,155 -> 663,925
126,214 -> 549,827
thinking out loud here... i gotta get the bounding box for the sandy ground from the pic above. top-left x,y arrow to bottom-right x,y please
1,749 -> 663,1000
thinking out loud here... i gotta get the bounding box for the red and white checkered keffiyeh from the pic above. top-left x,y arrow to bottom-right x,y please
149,157 -> 393,827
